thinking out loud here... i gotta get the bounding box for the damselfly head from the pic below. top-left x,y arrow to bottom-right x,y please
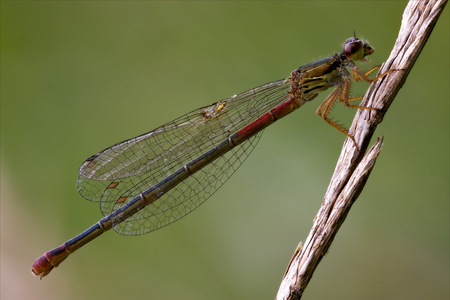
343,37 -> 374,62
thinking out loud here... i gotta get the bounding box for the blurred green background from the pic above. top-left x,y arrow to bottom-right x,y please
1,1 -> 448,299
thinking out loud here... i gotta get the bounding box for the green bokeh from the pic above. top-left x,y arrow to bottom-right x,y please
1,1 -> 448,300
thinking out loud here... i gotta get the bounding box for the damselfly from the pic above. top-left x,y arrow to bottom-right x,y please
32,36 -> 395,278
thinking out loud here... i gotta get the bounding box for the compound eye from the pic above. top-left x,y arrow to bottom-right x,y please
344,39 -> 364,60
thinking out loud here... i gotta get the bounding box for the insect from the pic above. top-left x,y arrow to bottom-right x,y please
32,36 -> 395,278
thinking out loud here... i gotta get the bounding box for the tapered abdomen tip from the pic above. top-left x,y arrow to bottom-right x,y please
31,255 -> 54,278
31,244 -> 70,278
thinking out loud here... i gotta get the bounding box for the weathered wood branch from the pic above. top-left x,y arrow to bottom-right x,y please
276,0 -> 448,299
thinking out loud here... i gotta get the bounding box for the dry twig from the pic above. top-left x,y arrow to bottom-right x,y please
276,0 -> 448,299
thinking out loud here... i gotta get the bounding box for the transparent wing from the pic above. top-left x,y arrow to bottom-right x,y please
77,79 -> 291,235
